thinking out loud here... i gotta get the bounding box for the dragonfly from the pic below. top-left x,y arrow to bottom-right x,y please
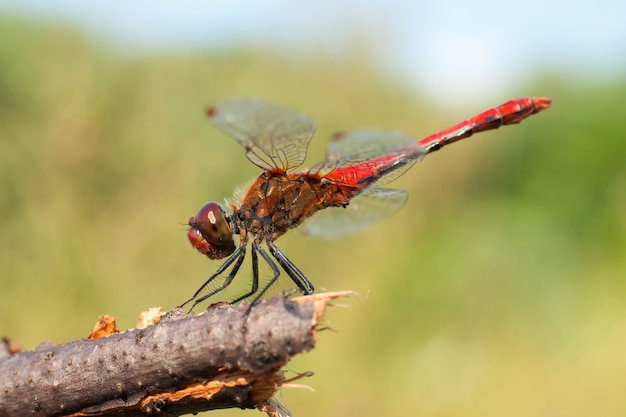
180,97 -> 551,311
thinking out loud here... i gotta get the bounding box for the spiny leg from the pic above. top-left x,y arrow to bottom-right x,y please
178,245 -> 246,311
230,242 -> 260,305
267,240 -> 314,295
189,247 -> 247,311
245,242 -> 282,315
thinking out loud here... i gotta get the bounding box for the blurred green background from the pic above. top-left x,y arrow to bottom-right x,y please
1,6 -> 625,417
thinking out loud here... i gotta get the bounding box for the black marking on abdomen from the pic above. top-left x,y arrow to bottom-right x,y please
356,155 -> 411,186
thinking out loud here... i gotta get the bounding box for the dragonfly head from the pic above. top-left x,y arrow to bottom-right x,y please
187,202 -> 235,260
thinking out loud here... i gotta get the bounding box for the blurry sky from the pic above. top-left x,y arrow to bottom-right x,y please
1,0 -> 625,106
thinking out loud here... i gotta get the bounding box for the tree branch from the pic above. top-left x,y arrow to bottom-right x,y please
0,291 -> 355,417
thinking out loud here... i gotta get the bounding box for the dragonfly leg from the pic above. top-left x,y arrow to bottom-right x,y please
178,244 -> 246,311
230,243 -> 260,305
267,240 -> 315,295
245,242 -> 281,315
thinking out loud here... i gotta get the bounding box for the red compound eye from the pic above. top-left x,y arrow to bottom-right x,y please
187,202 -> 235,260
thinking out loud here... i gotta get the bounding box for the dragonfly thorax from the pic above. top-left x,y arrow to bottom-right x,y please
237,172 -> 343,240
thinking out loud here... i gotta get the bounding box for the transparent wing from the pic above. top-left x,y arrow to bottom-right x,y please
208,99 -> 317,172
311,129 -> 426,186
302,187 -> 408,239
327,129 -> 419,162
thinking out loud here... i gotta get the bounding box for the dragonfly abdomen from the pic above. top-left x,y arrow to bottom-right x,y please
324,145 -> 423,192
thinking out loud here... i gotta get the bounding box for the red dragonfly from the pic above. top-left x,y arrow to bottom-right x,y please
180,97 -> 551,311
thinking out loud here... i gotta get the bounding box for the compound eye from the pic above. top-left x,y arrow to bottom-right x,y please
192,202 -> 233,246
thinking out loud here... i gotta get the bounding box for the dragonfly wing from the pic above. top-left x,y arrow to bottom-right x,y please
208,99 -> 317,172
328,129 -> 421,162
311,129 -> 426,186
302,187 -> 408,239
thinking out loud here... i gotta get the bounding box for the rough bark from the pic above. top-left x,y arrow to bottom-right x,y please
0,291 -> 354,417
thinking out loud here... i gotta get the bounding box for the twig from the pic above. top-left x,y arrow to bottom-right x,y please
0,291 -> 356,417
